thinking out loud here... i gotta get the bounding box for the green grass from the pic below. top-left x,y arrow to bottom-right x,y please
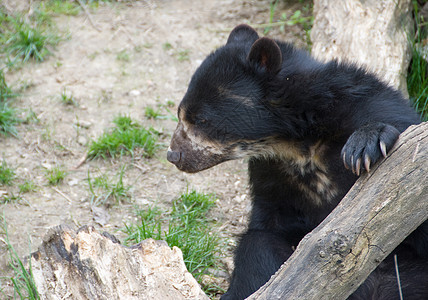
264,1 -> 313,32
88,115 -> 160,159
123,190 -> 224,295
87,167 -> 131,206
0,70 -> 15,101
167,191 -> 220,277
144,106 -> 163,119
0,159 -> 15,185
144,104 -> 178,122
0,6 -> 60,67
408,1 -> 428,119
6,24 -> 52,63
408,46 -> 428,119
134,43 -> 153,52
1,192 -> 23,205
38,0 -> 81,16
161,42 -> 191,62
124,205 -> 163,241
162,42 -> 173,51
0,70 -> 19,136
18,180 -> 37,193
258,0 -> 313,47
60,88 -> 78,106
45,165 -> 67,185
116,49 -> 130,62
0,101 -> 19,137
177,49 -> 190,62
1,13 -> 58,64
0,215 -> 39,299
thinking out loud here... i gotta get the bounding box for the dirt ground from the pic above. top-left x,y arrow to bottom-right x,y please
0,0 -> 309,297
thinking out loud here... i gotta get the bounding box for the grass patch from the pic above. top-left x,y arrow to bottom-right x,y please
88,115 -> 160,159
38,0 -> 81,16
134,43 -> 153,52
0,159 -> 15,185
0,70 -> 15,100
0,101 -> 18,137
116,49 -> 130,62
123,190 -> 224,295
87,167 -> 131,206
124,205 -> 163,240
144,106 -> 162,119
144,104 -> 178,122
0,215 -> 39,299
45,165 -> 67,185
0,192 -> 23,205
408,46 -> 428,118
0,6 -> 60,66
60,88 -> 78,106
18,180 -> 37,193
162,42 -> 173,51
176,49 -> 190,61
161,42 -> 191,62
408,1 -> 428,119
258,0 -> 313,47
0,70 -> 19,136
5,22 -> 53,63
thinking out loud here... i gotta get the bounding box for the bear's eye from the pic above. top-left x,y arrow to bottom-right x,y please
195,118 -> 208,126
269,99 -> 282,107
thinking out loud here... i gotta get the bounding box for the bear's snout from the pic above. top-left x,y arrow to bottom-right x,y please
167,120 -> 232,173
167,148 -> 181,164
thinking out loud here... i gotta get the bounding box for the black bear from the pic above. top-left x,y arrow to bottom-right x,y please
167,24 -> 428,299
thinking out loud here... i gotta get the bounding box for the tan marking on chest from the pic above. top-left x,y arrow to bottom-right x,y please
270,140 -> 338,205
227,139 -> 338,205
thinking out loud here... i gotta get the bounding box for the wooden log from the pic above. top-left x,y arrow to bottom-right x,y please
31,225 -> 209,300
310,0 -> 414,95
249,122 -> 428,299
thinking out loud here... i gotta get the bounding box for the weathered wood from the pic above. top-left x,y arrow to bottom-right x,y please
249,122 -> 428,299
311,0 -> 413,95
31,225 -> 208,300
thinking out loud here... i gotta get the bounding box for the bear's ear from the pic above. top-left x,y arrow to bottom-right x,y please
227,24 -> 259,45
247,37 -> 282,74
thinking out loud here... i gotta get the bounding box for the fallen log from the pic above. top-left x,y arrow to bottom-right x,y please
249,122 -> 428,299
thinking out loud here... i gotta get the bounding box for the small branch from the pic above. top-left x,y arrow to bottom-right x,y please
77,0 -> 101,32
73,153 -> 88,170
52,187 -> 72,204
394,254 -> 404,300
213,20 -> 309,33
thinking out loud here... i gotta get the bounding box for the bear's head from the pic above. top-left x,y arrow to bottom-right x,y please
167,25 -> 301,173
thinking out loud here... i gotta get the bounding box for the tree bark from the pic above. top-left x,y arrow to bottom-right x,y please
249,122 -> 428,299
311,0 -> 414,96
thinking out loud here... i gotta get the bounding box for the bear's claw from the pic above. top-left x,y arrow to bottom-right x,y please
341,123 -> 399,176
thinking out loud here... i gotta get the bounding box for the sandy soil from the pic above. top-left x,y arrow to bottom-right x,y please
0,0 -> 309,297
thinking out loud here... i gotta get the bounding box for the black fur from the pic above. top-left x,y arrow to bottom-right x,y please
167,24 -> 428,299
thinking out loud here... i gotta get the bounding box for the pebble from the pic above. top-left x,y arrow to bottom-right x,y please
68,178 -> 79,186
75,120 -> 92,129
77,136 -> 88,146
129,90 -> 141,96
41,162 -> 52,169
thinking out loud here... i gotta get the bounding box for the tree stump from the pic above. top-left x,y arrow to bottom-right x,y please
31,225 -> 208,300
